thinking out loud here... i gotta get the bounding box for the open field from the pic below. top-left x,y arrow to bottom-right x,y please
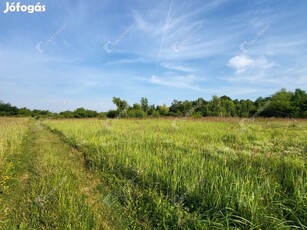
2,0 -> 307,229
0,117 -> 306,229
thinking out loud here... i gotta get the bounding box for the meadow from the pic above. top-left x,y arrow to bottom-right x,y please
0,118 -> 28,197
44,118 -> 306,229
0,117 -> 306,229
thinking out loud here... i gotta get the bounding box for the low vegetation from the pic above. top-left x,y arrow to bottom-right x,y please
1,115 -> 306,229
0,118 -> 28,195
1,88 -> 306,119
44,118 -> 307,229
0,119 -> 126,229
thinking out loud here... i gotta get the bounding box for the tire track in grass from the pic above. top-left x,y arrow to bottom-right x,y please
2,120 -> 127,229
45,123 -> 217,229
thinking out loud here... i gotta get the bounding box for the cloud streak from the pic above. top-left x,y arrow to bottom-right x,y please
137,75 -> 205,91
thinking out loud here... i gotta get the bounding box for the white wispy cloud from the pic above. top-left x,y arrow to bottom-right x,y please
137,74 -> 205,91
227,55 -> 274,73
160,62 -> 196,72
222,61 -> 307,89
128,0 -> 235,62
105,57 -> 150,65
263,39 -> 307,56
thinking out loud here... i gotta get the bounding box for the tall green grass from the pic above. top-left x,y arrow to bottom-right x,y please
1,119 -> 125,229
45,118 -> 307,229
0,118 -> 28,194
0,118 -> 29,225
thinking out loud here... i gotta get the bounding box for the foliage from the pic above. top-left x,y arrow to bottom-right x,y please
1,88 -> 307,118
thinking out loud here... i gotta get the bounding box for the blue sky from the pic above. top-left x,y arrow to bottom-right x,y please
0,0 -> 306,112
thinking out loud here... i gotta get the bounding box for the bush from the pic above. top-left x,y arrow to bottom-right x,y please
107,110 -> 119,118
127,109 -> 146,118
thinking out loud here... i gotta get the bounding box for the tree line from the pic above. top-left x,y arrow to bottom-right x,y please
1,88 -> 306,119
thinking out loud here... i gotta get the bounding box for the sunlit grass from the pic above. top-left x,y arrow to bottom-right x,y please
1,119 -> 125,229
0,118 -> 28,194
45,118 -> 307,229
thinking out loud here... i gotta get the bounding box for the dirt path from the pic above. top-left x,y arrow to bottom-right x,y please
1,120 -> 125,229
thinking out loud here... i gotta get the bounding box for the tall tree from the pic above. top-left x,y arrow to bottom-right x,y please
266,89 -> 293,117
112,97 -> 128,111
140,97 -> 149,113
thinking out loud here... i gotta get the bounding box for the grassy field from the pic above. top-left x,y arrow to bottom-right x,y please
0,119 -> 125,229
0,118 -> 28,197
0,117 -> 306,229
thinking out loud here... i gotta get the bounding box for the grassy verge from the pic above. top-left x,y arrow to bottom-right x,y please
0,118 -> 29,225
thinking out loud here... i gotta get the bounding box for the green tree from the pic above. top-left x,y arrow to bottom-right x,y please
220,96 -> 236,117
112,97 -> 128,111
208,96 -> 222,116
18,107 -> 32,116
0,101 -> 18,116
140,97 -> 149,113
291,89 -> 307,117
266,89 -> 293,117
157,104 -> 169,116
